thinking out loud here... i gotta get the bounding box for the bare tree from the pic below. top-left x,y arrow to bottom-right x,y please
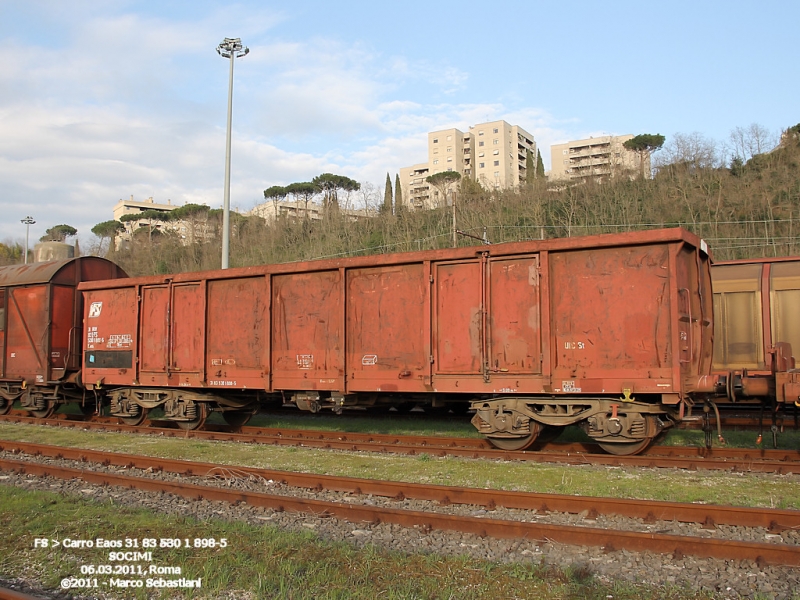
729,123 -> 778,161
655,132 -> 722,172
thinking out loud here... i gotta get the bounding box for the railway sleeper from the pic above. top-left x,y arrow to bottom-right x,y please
470,397 -> 673,455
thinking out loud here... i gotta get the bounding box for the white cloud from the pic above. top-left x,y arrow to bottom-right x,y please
0,4 -> 572,247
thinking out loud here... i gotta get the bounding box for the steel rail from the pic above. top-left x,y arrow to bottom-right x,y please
0,414 -> 798,472
2,440 -> 799,532
0,456 -> 797,568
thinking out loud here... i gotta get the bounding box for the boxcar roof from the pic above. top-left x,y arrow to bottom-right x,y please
0,257 -> 118,287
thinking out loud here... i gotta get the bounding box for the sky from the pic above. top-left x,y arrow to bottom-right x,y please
0,0 -> 797,247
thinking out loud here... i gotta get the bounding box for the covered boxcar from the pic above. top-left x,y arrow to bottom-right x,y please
711,257 -> 800,415
0,257 -> 127,416
79,228 -> 714,454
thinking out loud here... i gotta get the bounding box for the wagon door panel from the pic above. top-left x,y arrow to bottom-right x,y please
434,261 -> 483,375
50,285 -> 75,376
206,277 -> 268,389
346,264 -> 428,391
0,290 -> 5,378
488,256 -> 542,375
711,264 -> 763,370
770,261 -> 800,362
271,270 -> 343,391
170,283 -> 205,385
139,285 -> 170,384
5,285 -> 48,383
549,245 -> 673,384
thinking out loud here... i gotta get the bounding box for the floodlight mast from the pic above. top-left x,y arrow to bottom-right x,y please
21,216 -> 35,264
216,37 -> 249,269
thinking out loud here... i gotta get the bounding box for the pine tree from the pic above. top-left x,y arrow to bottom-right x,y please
525,150 -> 535,187
382,173 -> 393,214
536,149 -> 545,179
394,174 -> 403,214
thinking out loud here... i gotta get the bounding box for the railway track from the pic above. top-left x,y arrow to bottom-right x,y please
1,440 -> 798,568
1,412 -> 798,474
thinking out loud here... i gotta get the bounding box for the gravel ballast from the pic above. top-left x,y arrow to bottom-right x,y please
1,450 -> 799,599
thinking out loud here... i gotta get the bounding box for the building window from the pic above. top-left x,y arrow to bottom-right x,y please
478,152 -> 484,157
493,128 -> 498,134
493,139 -> 499,145
479,162 -> 485,168
433,159 -> 439,165
447,135 -> 452,141
479,141 -> 484,147
433,138 -> 438,143
478,131 -> 484,136
493,150 -> 499,155
494,171 -> 500,177
447,157 -> 453,162
447,147 -> 452,152
494,160 -> 499,166
562,149 -> 568,155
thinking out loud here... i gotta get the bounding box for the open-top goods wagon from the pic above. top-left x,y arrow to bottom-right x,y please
79,228 -> 716,454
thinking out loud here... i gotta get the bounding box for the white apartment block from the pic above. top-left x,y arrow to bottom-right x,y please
400,120 -> 537,210
112,196 -> 215,247
250,199 -> 372,224
549,135 -> 645,181
112,195 -> 177,222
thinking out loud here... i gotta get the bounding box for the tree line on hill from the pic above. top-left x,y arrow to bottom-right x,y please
4,123 -> 796,273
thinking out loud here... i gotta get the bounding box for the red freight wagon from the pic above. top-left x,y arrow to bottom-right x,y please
711,257 -> 800,418
0,257 -> 127,417
79,228 -> 713,454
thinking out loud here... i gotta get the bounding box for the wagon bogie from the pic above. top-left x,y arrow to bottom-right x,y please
107,387 -> 260,429
471,396 -> 672,454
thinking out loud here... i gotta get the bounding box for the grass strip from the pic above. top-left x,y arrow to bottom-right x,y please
0,484 -> 711,600
0,423 -> 798,510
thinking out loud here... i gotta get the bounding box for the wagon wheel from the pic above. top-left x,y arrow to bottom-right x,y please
222,410 -> 252,428
487,422 -> 544,452
30,400 -> 56,419
119,407 -> 149,427
487,434 -> 539,451
0,397 -> 12,415
597,437 -> 653,456
177,402 -> 207,431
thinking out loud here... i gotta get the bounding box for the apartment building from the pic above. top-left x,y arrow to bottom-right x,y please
549,135 -> 643,181
112,195 -> 177,221
400,120 -> 537,210
249,199 -> 372,224
113,195 -> 217,248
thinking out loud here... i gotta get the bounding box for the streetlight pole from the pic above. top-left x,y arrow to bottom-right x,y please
21,216 -> 35,264
216,37 -> 249,269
